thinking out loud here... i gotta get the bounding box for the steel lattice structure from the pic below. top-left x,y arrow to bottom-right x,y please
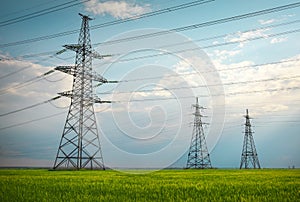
53,14 -> 109,170
186,97 -> 212,169
240,109 -> 261,169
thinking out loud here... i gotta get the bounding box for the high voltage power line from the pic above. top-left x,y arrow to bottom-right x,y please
93,2 -> 300,46
10,18 -> 300,61
2,109 -> 297,132
120,59 -> 300,82
0,58 -> 298,96
96,28 -> 300,65
0,27 -> 297,88
1,22 -> 297,82
0,50 -> 66,80
0,106 -> 112,131
0,0 -> 59,19
0,3 -> 299,132
0,0 -> 90,27
100,75 -> 300,95
1,2 -> 300,48
1,89 -> 299,132
0,96 -> 61,117
0,111 -> 67,131
0,0 -> 214,48
158,19 -> 300,49
0,95 -> 299,131
113,86 -> 300,102
0,70 -> 55,96
0,5 -> 299,170
1,81 -> 299,118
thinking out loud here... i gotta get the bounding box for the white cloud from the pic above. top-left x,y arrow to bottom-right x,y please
130,87 -> 172,99
258,19 -> 275,25
84,0 -> 151,19
214,49 -> 241,60
0,56 -> 72,117
270,37 -> 288,44
261,104 -> 289,112
224,29 -> 269,47
212,54 -> 300,116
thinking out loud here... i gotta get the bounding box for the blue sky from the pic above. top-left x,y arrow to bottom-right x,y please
0,0 -> 299,169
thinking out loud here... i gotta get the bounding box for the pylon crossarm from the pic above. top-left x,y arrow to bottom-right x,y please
63,44 -> 82,52
91,51 -> 113,59
55,66 -> 107,83
90,71 -> 107,82
55,66 -> 75,75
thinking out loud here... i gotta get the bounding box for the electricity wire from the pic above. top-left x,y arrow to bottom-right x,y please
157,19 -> 300,48
0,106 -> 113,131
0,56 -> 300,98
1,2 -> 299,48
0,50 -> 66,80
0,84 -> 299,118
0,69 -> 55,96
100,74 -> 300,96
0,0 -> 214,47
0,96 -> 61,117
1,28 -> 296,94
0,0 -> 90,27
97,28 -> 300,65
0,111 -> 66,131
2,26 -> 296,88
112,86 -> 300,103
93,2 -> 300,46
10,19 -> 300,60
117,59 -> 300,83
0,0 -> 59,19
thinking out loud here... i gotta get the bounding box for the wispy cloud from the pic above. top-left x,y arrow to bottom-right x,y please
270,37 -> 288,44
213,49 -> 241,60
258,19 -> 276,25
224,29 -> 269,47
83,0 -> 151,19
212,54 -> 300,115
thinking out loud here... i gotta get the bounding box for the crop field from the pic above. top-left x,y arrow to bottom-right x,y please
0,169 -> 299,201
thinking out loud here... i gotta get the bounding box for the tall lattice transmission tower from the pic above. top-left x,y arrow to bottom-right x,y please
240,109 -> 261,169
186,97 -> 212,169
53,14 -> 112,170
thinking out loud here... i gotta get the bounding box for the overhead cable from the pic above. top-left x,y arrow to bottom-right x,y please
112,86 -> 300,102
0,69 -> 55,96
0,111 -> 66,131
0,0 -> 90,27
93,2 -> 300,46
11,19 -> 300,60
97,28 -> 300,65
0,0 -> 214,47
100,75 -> 300,95
0,96 -> 61,117
118,59 -> 300,82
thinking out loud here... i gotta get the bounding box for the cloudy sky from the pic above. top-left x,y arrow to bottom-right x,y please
0,0 -> 299,169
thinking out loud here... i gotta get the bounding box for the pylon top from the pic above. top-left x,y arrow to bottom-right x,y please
79,13 -> 93,20
192,97 -> 206,110
244,109 -> 252,119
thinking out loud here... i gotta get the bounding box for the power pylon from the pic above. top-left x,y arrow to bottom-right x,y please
53,14 -> 112,170
186,97 -> 212,169
240,109 -> 261,169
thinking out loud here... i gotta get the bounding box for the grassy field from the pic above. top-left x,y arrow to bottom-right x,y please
0,169 -> 299,201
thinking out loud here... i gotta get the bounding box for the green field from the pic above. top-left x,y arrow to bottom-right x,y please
0,169 -> 299,201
